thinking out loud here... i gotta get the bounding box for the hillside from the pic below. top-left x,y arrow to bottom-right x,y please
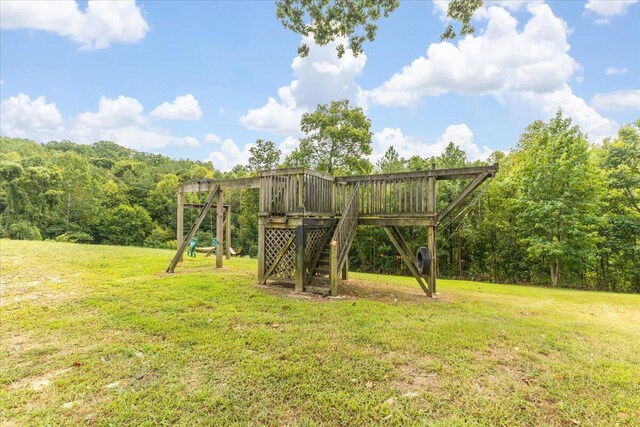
2,240 -> 639,425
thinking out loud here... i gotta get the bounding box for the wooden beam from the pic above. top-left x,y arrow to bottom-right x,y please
179,177 -> 260,193
436,172 -> 489,223
183,203 -> 231,209
166,185 -> 219,273
383,227 -> 430,296
216,190 -> 224,268
336,165 -> 498,183
177,191 -> 184,263
225,206 -> 231,260
358,217 -> 436,226
261,233 -> 295,285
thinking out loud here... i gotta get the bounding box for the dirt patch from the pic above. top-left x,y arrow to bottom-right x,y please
256,278 -> 449,305
8,366 -> 74,391
394,362 -> 444,396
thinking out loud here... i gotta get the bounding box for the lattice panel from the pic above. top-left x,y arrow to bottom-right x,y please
305,227 -> 331,276
265,228 -> 296,279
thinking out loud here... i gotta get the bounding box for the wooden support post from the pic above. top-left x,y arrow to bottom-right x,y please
341,256 -> 348,280
330,240 -> 338,296
216,190 -> 224,268
225,205 -> 231,260
177,190 -> 184,263
427,173 -> 437,295
294,225 -> 306,292
257,217 -> 265,282
428,226 -> 436,295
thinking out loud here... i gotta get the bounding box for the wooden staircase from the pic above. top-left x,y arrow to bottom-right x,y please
307,184 -> 360,295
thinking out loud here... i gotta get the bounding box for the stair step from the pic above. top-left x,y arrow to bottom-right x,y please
310,276 -> 331,285
314,267 -> 330,275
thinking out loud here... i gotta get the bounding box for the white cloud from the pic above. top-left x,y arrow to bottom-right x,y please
240,35 -> 367,135
278,136 -> 299,157
69,95 -> 200,149
75,95 -> 145,129
369,3 -> 617,142
519,86 -> 618,140
0,0 -> 149,50
591,90 -> 640,112
204,133 -> 222,144
585,0 -> 638,18
0,92 -> 201,150
370,4 -> 577,105
372,124 -> 491,164
605,66 -> 629,75
0,93 -> 64,140
206,138 -> 254,172
150,94 -> 203,121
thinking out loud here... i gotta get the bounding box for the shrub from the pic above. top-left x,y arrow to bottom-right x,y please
248,245 -> 258,258
144,227 -> 174,249
98,204 -> 154,246
55,231 -> 94,244
8,221 -> 43,241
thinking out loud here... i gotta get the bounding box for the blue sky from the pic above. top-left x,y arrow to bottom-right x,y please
1,0 -> 638,170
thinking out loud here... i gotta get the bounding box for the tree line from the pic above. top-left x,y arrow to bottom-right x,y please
1,104 -> 638,293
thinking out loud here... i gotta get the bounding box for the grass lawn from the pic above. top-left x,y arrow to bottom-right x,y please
1,240 -> 639,426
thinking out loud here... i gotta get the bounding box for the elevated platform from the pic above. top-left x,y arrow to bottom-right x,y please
170,165 -> 498,297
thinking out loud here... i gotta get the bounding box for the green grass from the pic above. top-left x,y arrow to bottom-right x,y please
1,240 -> 639,426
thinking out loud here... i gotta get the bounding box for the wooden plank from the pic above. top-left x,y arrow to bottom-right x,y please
261,232 -> 295,285
216,190 -> 224,268
436,172 -> 489,223
166,185 -> 219,273
225,206 -> 231,260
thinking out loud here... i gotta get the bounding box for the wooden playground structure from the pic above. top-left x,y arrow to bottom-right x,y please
166,165 -> 498,297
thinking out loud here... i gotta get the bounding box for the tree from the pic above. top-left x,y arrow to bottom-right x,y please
287,99 -> 373,175
513,111 -> 603,287
597,121 -> 640,291
98,204 -> 154,246
276,0 -> 483,58
376,146 -> 405,173
248,139 -> 281,172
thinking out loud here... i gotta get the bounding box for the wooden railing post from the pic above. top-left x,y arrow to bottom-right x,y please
330,240 -> 338,296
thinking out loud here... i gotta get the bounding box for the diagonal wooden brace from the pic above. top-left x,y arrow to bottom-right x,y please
167,185 -> 220,273
384,226 -> 432,297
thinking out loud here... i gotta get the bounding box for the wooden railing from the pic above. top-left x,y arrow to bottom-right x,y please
259,169 -> 335,215
303,173 -> 334,214
337,174 -> 431,216
330,183 -> 359,294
